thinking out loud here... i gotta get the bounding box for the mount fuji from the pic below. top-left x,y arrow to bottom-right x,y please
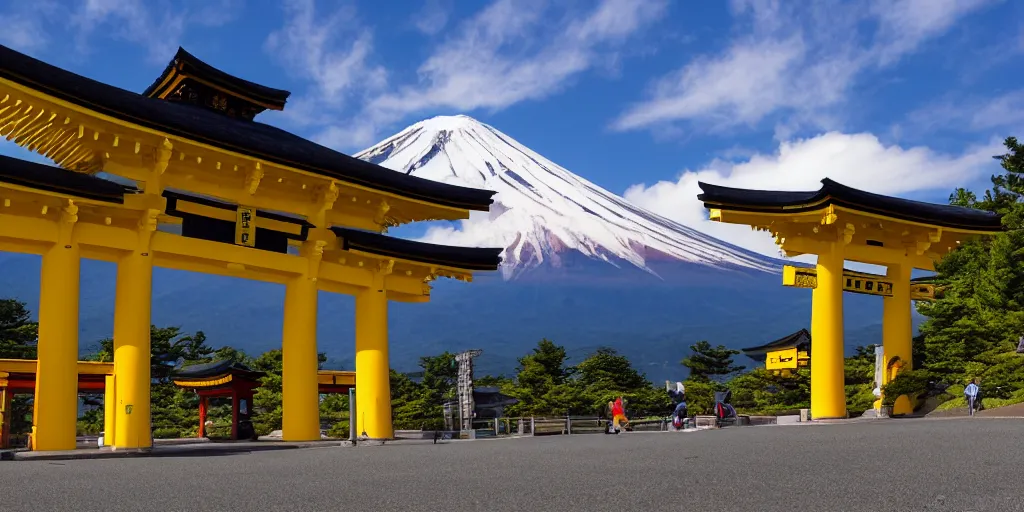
348,116 -> 882,378
0,115 -> 884,382
356,115 -> 781,282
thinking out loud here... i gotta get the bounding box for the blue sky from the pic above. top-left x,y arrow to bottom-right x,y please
1,0 -> 1022,257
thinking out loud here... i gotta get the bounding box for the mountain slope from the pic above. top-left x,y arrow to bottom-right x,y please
356,115 -> 781,280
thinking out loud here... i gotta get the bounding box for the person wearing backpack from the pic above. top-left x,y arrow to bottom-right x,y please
669,382 -> 687,430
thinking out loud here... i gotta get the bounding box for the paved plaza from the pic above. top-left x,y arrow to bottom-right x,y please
2,418 -> 1023,512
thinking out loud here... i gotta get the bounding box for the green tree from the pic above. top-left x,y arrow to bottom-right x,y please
0,298 -> 38,438
389,352 -> 459,431
913,135 -> 1024,410
681,340 -> 745,382
505,339 -> 577,416
844,345 -> 878,416
728,368 -> 809,415
0,298 -> 38,359
250,349 -> 283,435
574,347 -> 669,416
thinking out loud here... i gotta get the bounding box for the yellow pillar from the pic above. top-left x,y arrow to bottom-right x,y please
355,282 -> 393,440
103,374 -> 115,445
112,251 -> 153,449
810,244 -> 847,420
1,375 -> 11,449
281,275 -> 320,441
883,262 -> 914,415
32,240 -> 81,451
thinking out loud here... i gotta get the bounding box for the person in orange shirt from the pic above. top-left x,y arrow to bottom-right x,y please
610,396 -> 629,433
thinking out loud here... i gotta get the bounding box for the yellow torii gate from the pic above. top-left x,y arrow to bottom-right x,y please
698,179 -> 1002,418
0,44 -> 501,451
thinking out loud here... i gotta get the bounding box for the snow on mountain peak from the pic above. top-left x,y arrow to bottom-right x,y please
355,115 -> 780,280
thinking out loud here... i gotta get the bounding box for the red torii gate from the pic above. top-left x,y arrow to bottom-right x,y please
172,360 -> 355,440
0,358 -> 355,447
0,359 -> 114,449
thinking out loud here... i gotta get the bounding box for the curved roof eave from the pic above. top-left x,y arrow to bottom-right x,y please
740,328 -> 811,355
143,47 -> 291,107
0,154 -> 135,203
697,178 -> 1003,232
330,226 -> 503,272
0,44 -> 496,212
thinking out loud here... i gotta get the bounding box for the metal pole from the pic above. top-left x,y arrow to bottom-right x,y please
348,387 -> 357,443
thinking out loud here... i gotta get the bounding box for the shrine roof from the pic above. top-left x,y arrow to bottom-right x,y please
0,154 -> 134,203
0,43 -> 496,211
741,329 -> 810,358
330,226 -> 503,272
697,178 -> 1003,232
143,47 -> 290,112
174,359 -> 266,381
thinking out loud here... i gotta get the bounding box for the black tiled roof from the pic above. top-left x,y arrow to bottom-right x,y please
0,44 -> 495,211
173,359 -> 266,380
143,47 -> 290,109
741,328 -> 811,357
154,187 -> 502,272
697,178 -> 1003,232
331,226 -> 503,272
0,154 -> 134,203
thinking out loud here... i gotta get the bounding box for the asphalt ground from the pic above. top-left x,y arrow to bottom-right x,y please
1,418 -> 1022,512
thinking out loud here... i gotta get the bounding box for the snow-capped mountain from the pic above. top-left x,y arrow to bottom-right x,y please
356,115 -> 780,280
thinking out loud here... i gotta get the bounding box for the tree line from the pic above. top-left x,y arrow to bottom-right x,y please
0,301 -> 860,439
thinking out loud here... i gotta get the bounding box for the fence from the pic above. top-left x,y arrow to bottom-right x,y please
401,412 -> 763,440
526,416 -> 672,435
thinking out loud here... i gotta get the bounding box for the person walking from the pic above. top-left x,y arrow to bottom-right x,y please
611,396 -> 630,433
964,379 -> 980,416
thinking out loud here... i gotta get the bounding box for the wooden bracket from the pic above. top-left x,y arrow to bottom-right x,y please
821,205 -> 838,225
244,162 -> 263,195
842,223 -> 856,245
305,239 -> 327,281
374,199 -> 393,233
309,181 -> 339,227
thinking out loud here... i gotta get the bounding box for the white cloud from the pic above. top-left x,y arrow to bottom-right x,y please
623,132 -> 1005,262
0,0 -> 242,63
907,89 -> 1024,134
0,2 -> 59,53
72,0 -> 240,64
869,0 -> 998,66
612,0 -> 999,134
264,0 -> 387,104
412,0 -> 452,36
264,0 -> 668,152
366,0 -> 668,126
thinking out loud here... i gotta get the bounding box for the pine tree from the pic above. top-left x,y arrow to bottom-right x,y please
681,340 -> 745,382
0,298 -> 38,359
916,136 -> 1024,401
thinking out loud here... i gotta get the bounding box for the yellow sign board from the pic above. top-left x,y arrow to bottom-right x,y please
781,265 -> 937,300
764,348 -> 810,371
235,206 -> 255,247
766,347 -> 799,370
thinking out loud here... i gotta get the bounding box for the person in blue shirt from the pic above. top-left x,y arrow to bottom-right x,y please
964,379 -> 980,416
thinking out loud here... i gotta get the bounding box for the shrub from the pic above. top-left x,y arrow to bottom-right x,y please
152,427 -> 182,439
326,421 -> 349,439
683,379 -> 718,415
881,369 -> 933,406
